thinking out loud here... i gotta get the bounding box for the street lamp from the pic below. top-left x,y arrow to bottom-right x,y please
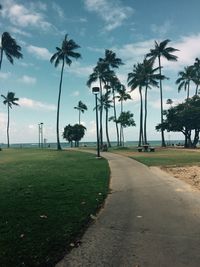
38,122 -> 44,148
92,87 -> 100,158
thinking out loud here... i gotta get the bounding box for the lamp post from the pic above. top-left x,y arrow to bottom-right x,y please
92,87 -> 100,158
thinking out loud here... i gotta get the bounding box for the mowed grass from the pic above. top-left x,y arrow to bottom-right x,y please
111,147 -> 200,167
0,149 -> 110,267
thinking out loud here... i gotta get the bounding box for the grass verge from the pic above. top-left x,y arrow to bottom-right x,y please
110,147 -> 200,167
0,148 -> 109,267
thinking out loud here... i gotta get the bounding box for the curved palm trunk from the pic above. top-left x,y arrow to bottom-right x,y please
119,101 -> 123,146
113,91 -> 119,146
79,110 -> 81,125
158,56 -> 166,147
105,108 -> 111,147
138,87 -> 144,147
144,85 -> 148,144
99,79 -> 103,147
7,104 -> 10,148
195,84 -> 199,95
0,48 -> 3,70
187,82 -> 190,99
56,59 -> 65,150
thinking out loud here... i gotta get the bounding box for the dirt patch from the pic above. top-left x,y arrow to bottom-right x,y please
162,166 -> 200,191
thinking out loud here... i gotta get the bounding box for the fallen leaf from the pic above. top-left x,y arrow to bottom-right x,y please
40,214 -> 48,219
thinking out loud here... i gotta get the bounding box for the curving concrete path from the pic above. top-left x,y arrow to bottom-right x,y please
56,152 -> 200,267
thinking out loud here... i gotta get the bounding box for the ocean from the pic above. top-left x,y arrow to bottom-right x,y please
1,140 -> 186,149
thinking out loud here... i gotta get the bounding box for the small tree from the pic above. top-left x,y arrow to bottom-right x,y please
117,111 -> 136,147
63,124 -> 86,147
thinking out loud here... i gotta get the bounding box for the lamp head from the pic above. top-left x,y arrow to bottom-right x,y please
92,87 -> 100,94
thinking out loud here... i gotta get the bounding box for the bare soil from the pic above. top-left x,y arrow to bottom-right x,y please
162,166 -> 200,191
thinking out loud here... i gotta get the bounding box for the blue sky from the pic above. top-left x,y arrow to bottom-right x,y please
0,0 -> 200,144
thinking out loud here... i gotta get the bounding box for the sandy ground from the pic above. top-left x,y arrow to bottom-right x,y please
162,165 -> 200,191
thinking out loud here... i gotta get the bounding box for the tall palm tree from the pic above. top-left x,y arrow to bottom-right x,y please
74,100 -> 87,124
50,34 -> 81,150
176,65 -> 194,99
192,58 -> 200,95
127,63 -> 144,147
116,84 -> 132,146
1,92 -> 19,148
100,49 -> 124,69
0,32 -> 23,70
141,59 -> 162,144
97,91 -> 113,147
146,39 -> 178,147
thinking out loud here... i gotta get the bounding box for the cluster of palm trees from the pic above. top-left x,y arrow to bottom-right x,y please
1,31 -> 200,150
87,49 -> 134,147
0,32 -> 22,147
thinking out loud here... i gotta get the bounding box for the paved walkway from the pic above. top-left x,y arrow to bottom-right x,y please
56,152 -> 200,267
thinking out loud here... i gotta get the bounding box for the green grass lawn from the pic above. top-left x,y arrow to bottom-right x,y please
0,148 -> 110,267
111,147 -> 200,167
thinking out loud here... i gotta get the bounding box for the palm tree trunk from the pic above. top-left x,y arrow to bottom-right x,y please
144,85 -> 148,144
105,108 -> 111,147
79,110 -> 81,124
139,87 -> 144,147
113,91 -> 119,146
0,48 -> 3,70
56,59 -> 64,150
99,78 -> 103,147
187,82 -> 190,99
7,104 -> 10,148
195,84 -> 198,95
119,101 -> 123,146
158,56 -> 166,147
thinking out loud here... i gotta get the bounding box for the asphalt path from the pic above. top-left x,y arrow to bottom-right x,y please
56,152 -> 200,267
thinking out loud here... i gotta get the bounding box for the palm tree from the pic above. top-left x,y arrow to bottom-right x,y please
1,92 -> 19,148
100,49 -> 124,69
74,101 -> 87,124
97,91 -> 113,147
116,84 -> 132,146
141,59 -> 162,144
176,65 -> 194,99
127,63 -> 145,147
146,39 -> 178,147
50,34 -> 81,150
192,58 -> 200,95
0,32 -> 23,70
87,60 -> 111,146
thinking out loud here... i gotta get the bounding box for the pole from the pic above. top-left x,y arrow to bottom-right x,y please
41,123 -> 43,148
95,94 -> 100,157
38,124 -> 41,148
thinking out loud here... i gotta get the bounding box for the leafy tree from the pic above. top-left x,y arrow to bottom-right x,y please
156,95 -> 200,148
50,34 -> 81,150
63,124 -> 86,147
1,92 -> 19,148
146,39 -> 178,147
74,100 -> 87,124
0,32 -> 23,70
116,111 -> 136,146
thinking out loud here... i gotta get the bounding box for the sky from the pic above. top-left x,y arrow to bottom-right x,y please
0,0 -> 200,145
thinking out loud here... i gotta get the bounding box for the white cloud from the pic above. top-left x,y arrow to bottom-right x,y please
52,2 -> 64,19
27,45 -> 52,60
2,0 -> 52,30
84,0 -> 134,31
18,98 -> 56,111
72,91 -> 80,97
0,72 -> 11,79
8,26 -> 31,37
66,62 -> 93,77
151,20 -> 172,37
18,75 -> 36,85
